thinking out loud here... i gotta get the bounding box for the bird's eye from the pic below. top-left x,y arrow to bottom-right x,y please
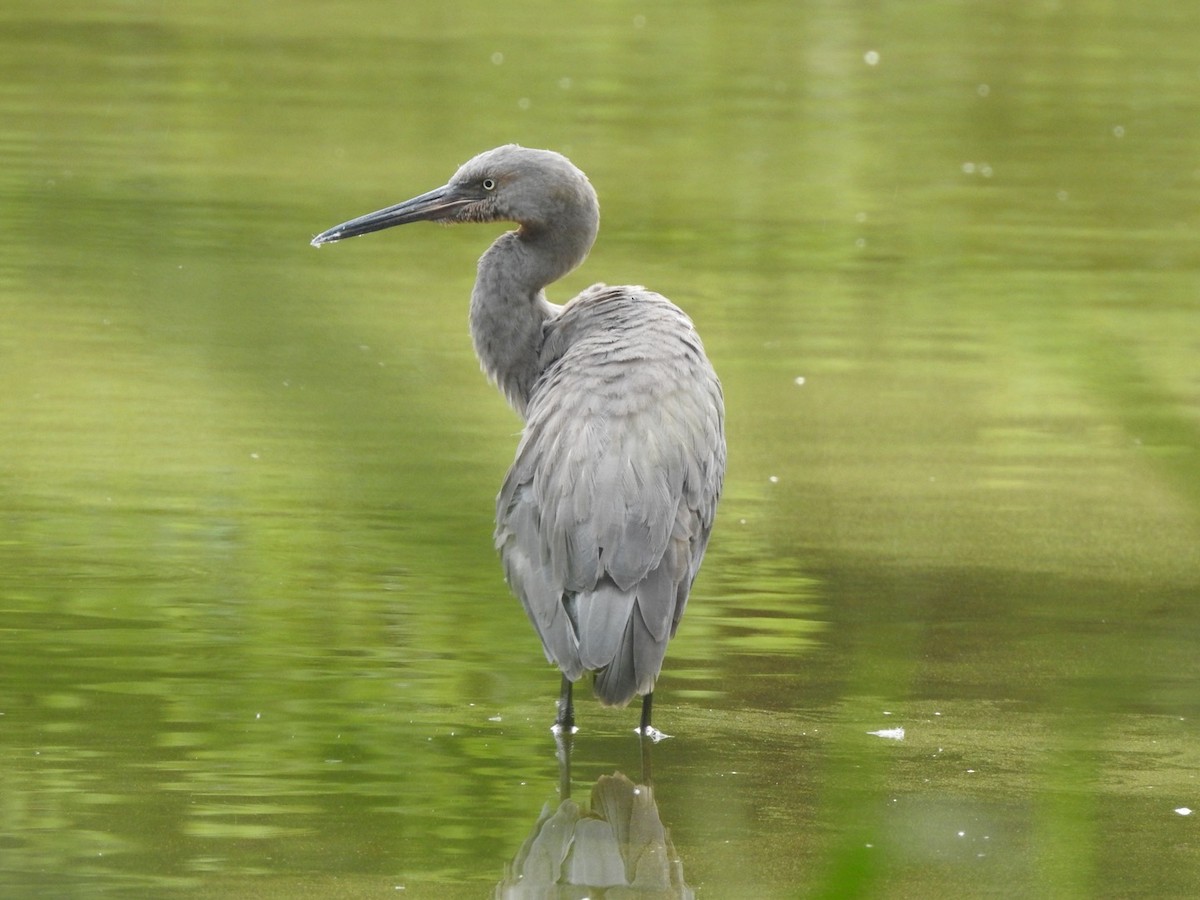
482,178 -> 497,191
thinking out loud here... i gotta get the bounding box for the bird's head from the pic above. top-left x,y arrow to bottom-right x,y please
311,144 -> 599,246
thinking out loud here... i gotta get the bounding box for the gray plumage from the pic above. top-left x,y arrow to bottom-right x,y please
312,145 -> 725,728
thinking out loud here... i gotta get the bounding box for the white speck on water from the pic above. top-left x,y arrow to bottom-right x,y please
638,726 -> 672,742
963,161 -> 976,174
980,163 -> 994,178
1176,807 -> 1193,816
864,50 -> 880,66
1113,125 -> 1125,138
977,83 -> 990,96
957,831 -> 966,838
488,715 -> 502,722
490,51 -> 504,65
794,376 -> 806,386
868,727 -> 905,741
768,475 -> 779,484
250,452 -> 260,460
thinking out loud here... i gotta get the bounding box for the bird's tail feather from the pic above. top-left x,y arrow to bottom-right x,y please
592,603 -> 665,707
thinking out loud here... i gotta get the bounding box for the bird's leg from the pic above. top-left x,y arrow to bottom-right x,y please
639,691 -> 654,736
636,692 -> 670,743
554,675 -> 576,734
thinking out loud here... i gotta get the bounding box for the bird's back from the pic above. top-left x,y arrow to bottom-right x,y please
495,285 -> 725,706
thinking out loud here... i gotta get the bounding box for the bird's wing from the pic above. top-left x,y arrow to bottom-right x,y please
494,287 -> 724,703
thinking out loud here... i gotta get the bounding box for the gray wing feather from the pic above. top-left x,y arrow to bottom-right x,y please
575,579 -> 635,670
495,286 -> 725,707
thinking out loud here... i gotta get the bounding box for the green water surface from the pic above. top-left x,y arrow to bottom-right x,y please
2,1 -> 1198,897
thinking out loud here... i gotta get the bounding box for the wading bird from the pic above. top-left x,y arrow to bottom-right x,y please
311,145 -> 724,736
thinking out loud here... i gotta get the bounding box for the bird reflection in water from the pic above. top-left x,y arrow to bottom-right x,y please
496,745 -> 693,898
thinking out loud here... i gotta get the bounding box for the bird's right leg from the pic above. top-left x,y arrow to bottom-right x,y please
636,692 -> 670,743
639,692 -> 654,735
553,675 -> 576,734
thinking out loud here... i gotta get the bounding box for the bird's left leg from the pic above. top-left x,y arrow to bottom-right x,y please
553,675 -> 577,734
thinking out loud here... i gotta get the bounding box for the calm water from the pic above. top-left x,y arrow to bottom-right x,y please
3,1 -> 1199,897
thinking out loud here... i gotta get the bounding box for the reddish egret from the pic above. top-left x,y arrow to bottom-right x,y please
312,145 -> 725,736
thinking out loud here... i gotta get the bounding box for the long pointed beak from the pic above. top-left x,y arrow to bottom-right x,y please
310,183 -> 474,247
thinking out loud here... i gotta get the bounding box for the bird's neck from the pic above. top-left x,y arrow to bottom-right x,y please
469,219 -> 597,418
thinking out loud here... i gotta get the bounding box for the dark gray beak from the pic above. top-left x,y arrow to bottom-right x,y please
310,183 -> 475,247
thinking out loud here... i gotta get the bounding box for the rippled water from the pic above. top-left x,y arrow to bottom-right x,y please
2,1 -> 1198,897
